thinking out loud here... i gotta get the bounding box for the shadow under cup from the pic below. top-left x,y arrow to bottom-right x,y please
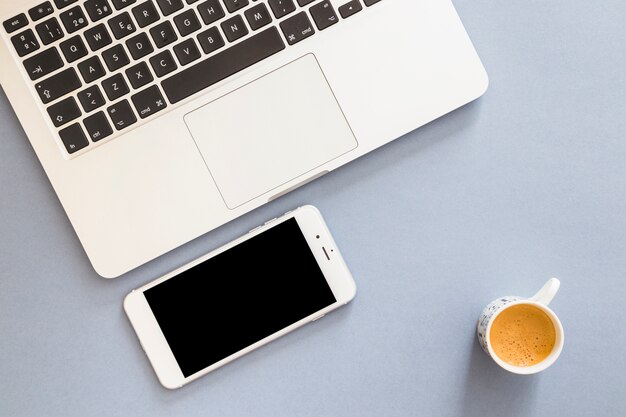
486,301 -> 564,375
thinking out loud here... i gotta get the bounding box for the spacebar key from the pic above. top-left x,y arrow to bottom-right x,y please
161,27 -> 285,104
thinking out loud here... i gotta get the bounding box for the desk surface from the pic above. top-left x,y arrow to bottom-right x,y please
2,1 -> 625,416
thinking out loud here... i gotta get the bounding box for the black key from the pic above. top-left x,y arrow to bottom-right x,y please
84,24 -> 113,50
11,30 -> 40,57
174,9 -> 201,37
60,36 -> 88,62
222,0 -> 248,14
309,0 -> 338,31
338,0 -> 362,18
149,50 -> 177,77
54,0 -> 79,9
4,14 -> 28,34
150,21 -> 178,48
132,1 -> 159,27
102,44 -> 130,70
162,27 -> 285,103
108,12 -> 136,39
77,85 -> 106,112
221,15 -> 248,43
107,100 -> 137,130
187,0 -> 201,3
126,32 -> 153,59
29,2 -> 54,21
83,111 -> 113,141
23,48 -> 63,81
197,26 -> 224,54
35,68 -> 81,103
60,6 -> 89,34
245,3 -> 272,31
280,12 -> 314,45
59,123 -> 89,153
47,96 -> 81,127
363,0 -> 381,6
131,85 -> 167,118
102,73 -> 130,100
112,0 -> 137,10
156,0 -> 184,16
125,61 -> 153,88
173,38 -> 201,65
36,18 -> 65,45
78,56 -> 106,83
84,0 -> 113,22
268,0 -> 295,19
296,0 -> 314,6
197,0 -> 224,25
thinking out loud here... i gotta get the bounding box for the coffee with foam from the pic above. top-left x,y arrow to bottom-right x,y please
489,304 -> 556,367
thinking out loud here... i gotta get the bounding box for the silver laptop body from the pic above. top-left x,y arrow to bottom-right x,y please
0,0 -> 487,277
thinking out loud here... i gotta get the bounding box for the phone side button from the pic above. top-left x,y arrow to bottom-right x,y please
311,314 -> 325,322
248,225 -> 263,234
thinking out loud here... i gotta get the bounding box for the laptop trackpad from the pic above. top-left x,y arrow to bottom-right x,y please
184,54 -> 357,209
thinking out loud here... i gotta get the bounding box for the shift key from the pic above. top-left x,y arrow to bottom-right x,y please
35,68 -> 82,104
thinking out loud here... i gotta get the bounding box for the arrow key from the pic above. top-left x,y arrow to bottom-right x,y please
23,48 -> 64,81
338,0 -> 362,19
107,99 -> 137,130
47,96 -> 81,127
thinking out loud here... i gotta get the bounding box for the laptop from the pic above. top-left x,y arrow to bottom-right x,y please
0,0 -> 487,278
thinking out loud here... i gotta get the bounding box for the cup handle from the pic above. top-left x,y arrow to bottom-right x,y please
529,278 -> 560,305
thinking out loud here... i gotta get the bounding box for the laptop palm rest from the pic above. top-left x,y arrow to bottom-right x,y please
184,54 -> 358,209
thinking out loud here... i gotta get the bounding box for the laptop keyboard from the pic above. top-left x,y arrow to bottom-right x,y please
3,0 -> 382,156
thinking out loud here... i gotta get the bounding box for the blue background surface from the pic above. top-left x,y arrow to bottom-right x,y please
1,1 -> 625,416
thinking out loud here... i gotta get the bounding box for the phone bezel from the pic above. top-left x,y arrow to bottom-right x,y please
123,205 -> 357,389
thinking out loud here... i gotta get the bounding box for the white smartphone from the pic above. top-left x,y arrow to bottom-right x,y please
124,205 -> 357,389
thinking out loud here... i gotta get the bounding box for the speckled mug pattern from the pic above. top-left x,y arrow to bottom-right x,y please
477,296 -> 521,356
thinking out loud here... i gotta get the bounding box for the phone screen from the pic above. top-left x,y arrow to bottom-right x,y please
143,218 -> 337,377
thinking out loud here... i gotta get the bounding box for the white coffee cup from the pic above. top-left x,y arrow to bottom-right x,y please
476,278 -> 564,374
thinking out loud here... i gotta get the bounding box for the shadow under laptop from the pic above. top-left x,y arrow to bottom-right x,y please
458,335 -> 540,417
